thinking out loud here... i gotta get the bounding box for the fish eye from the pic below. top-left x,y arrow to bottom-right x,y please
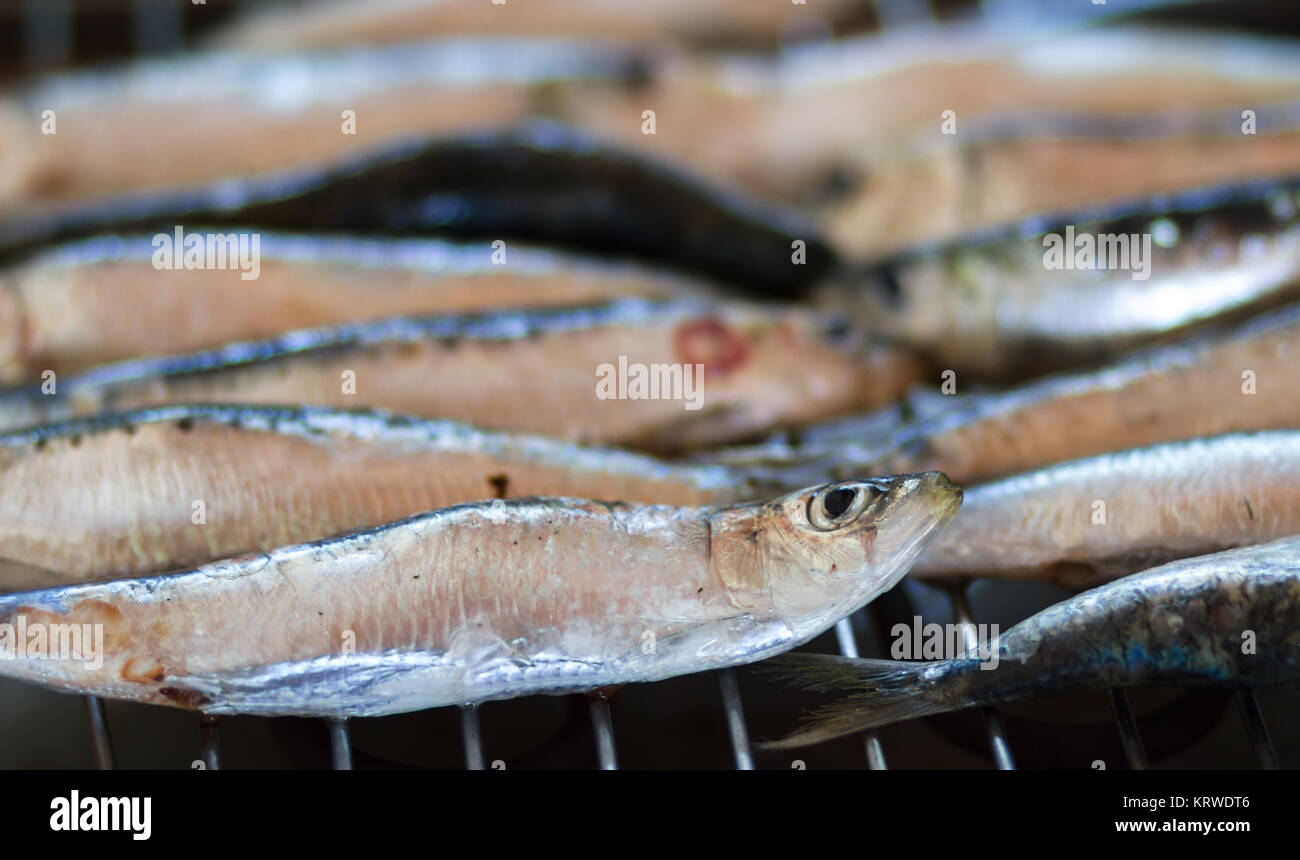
807,484 -> 873,531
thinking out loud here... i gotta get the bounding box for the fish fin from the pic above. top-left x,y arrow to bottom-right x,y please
0,556 -> 69,592
754,653 -> 946,749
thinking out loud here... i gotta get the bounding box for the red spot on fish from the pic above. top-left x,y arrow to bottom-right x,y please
674,319 -> 749,377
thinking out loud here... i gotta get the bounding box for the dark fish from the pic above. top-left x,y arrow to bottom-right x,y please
760,536 -> 1300,748
0,123 -> 836,295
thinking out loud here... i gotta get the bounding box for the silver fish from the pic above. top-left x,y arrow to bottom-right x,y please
762,536 -> 1300,748
0,473 -> 961,717
0,404 -> 774,589
912,432 -> 1300,588
0,232 -> 708,380
820,175 -> 1300,378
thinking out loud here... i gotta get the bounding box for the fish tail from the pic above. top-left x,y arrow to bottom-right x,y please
755,653 -> 949,750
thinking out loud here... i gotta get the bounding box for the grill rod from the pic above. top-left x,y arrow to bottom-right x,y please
586,693 -> 619,770
328,718 -> 353,770
948,585 -> 1016,769
1106,690 -> 1149,770
461,705 -> 486,770
84,695 -> 115,770
717,668 -> 755,769
1234,691 -> 1280,769
834,616 -> 887,769
199,714 -> 222,770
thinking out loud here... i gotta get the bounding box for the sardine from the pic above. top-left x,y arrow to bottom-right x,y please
0,404 -> 779,589
0,233 -> 711,380
0,473 -> 961,716
820,174 -> 1300,378
743,302 -> 1300,487
824,102 -> 1300,260
209,0 -> 876,49
913,432 -> 1300,588
0,298 -> 919,450
0,124 -> 835,294
12,25 -> 1300,222
761,536 -> 1300,748
0,40 -> 643,211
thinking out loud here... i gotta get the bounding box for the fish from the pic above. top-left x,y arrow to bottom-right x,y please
819,174 -> 1300,378
0,232 -> 713,381
635,23 -> 1300,203
823,101 -> 1300,260
759,536 -> 1300,748
0,472 -> 962,717
208,0 -> 878,49
13,24 -> 1300,225
0,298 -> 920,450
0,123 -> 836,295
0,404 -> 781,590
912,432 -> 1300,588
0,40 -> 644,211
723,302 -> 1300,487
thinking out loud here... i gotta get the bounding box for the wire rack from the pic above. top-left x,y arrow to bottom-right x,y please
73,579 -> 1283,771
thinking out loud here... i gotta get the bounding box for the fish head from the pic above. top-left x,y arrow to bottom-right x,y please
711,472 -> 961,635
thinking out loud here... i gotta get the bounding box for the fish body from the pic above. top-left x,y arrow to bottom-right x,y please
913,432 -> 1300,587
765,536 -> 1300,747
209,0 -> 877,48
0,124 -> 835,294
822,174 -> 1300,377
0,298 -> 918,450
825,101 -> 1300,260
0,404 -> 773,589
0,473 -> 961,716
747,302 -> 1300,487
0,40 -> 643,211
0,233 -> 710,380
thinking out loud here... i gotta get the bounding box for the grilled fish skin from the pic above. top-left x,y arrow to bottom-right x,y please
0,404 -> 777,589
727,301 -> 1300,488
762,536 -> 1300,748
0,473 -> 961,717
912,432 -> 1300,588
820,174 -> 1300,378
0,298 -> 919,450
0,233 -> 712,380
0,124 -> 836,295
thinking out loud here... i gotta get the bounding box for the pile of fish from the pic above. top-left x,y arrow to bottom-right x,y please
0,0 -> 1298,763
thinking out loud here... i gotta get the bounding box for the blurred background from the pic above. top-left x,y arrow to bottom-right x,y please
1,0 -> 1299,769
